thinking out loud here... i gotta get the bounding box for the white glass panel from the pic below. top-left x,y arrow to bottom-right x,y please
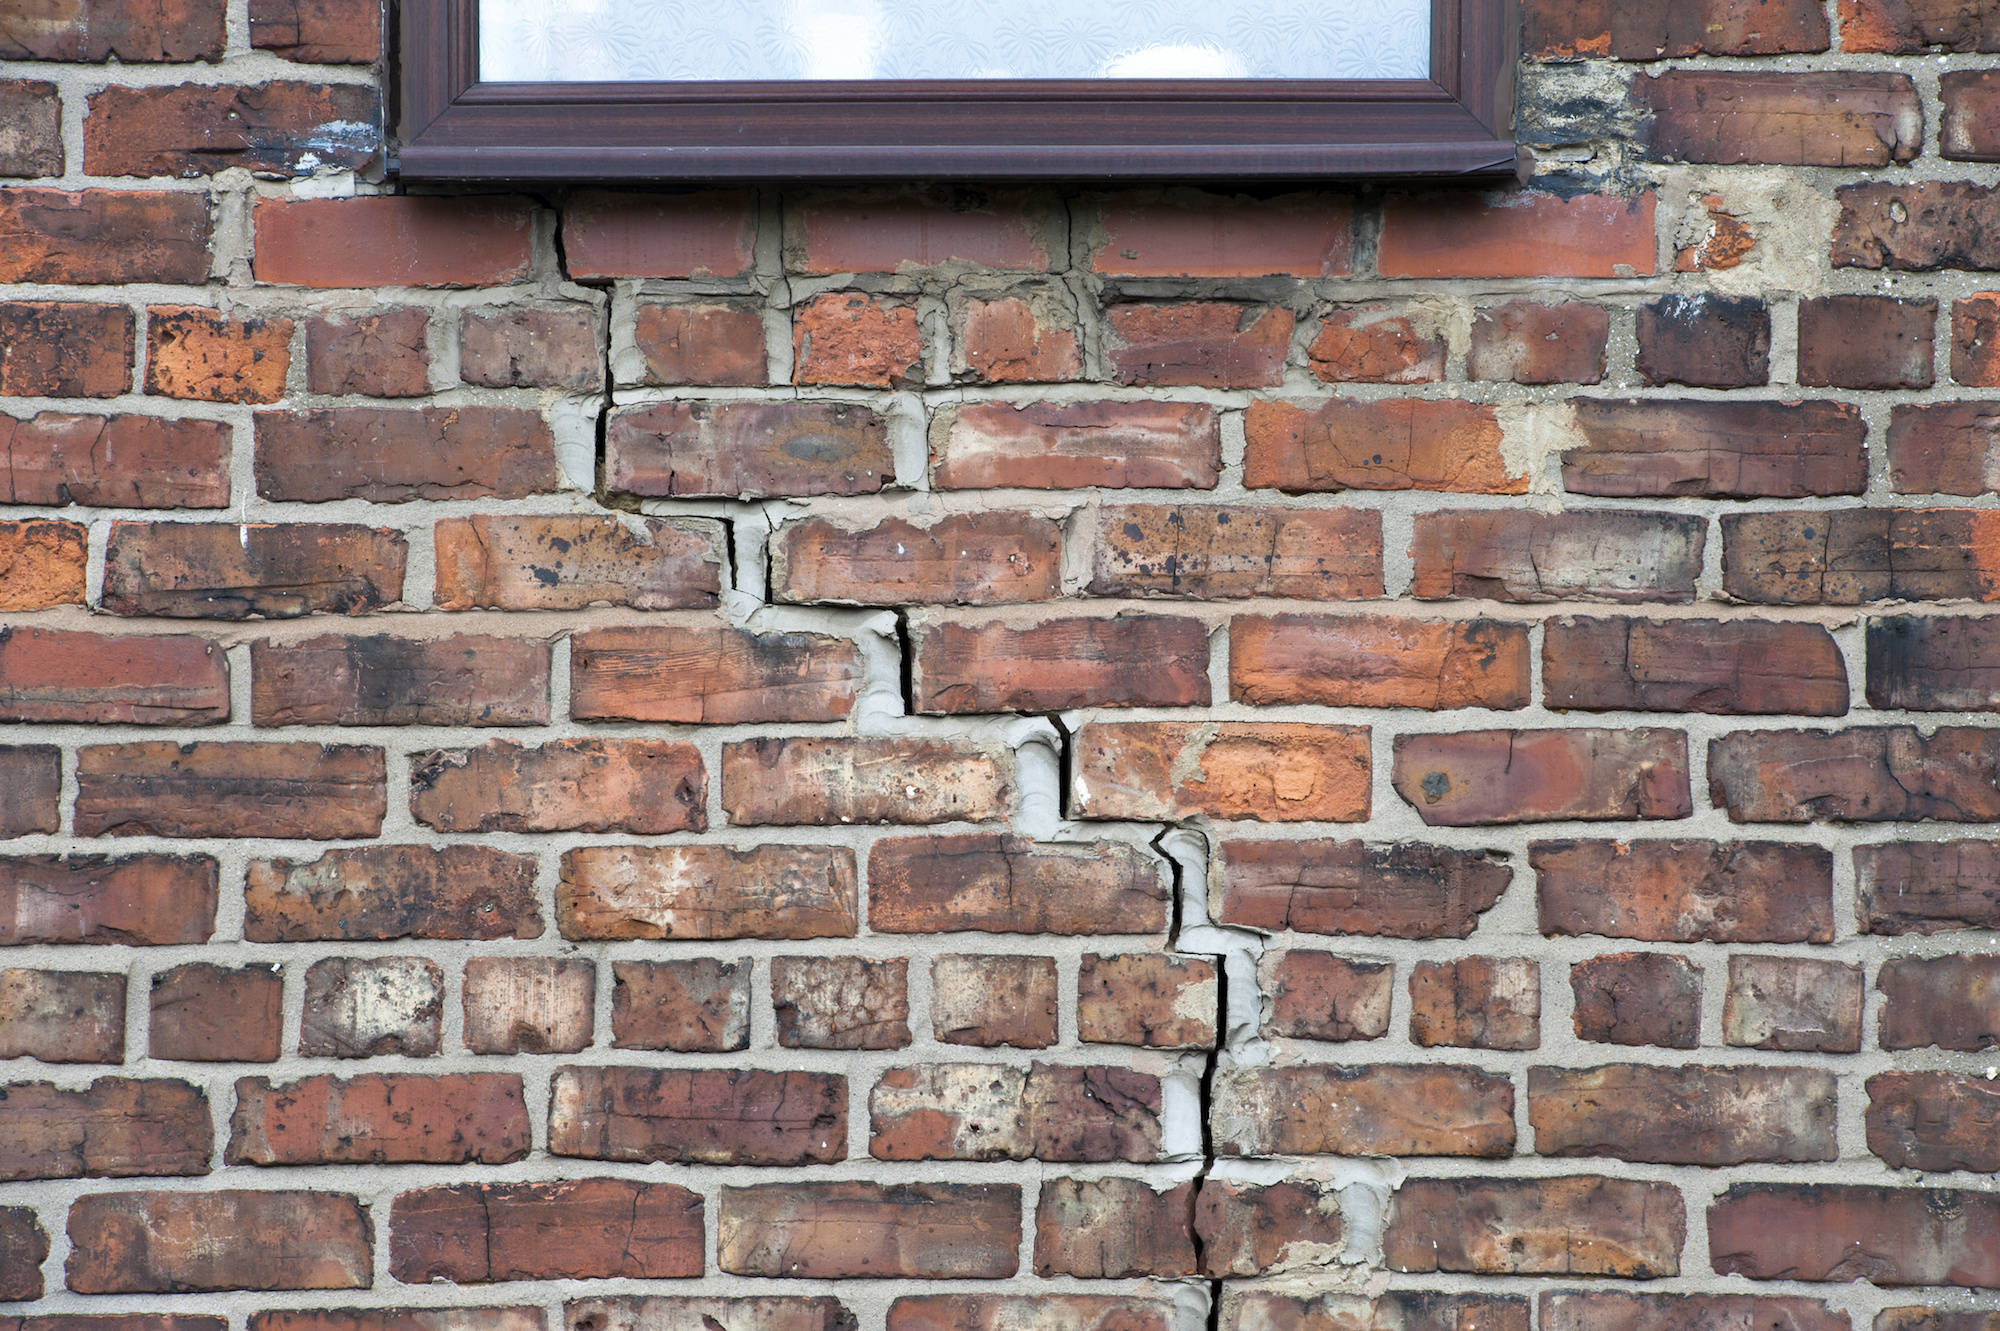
479,0 -> 1431,82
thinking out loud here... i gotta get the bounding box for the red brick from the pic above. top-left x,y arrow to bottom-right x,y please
776,513 -> 1060,606
0,1207 -> 44,1301
871,1062 -> 1162,1163
1244,398 -> 1519,494
251,633 -> 548,727
793,292 -> 922,387
1263,951 -> 1392,1041
1410,956 -> 1539,1050
1944,69 -> 2000,159
262,1314 -> 542,1331
1708,1184 -> 2000,1286
1107,302 -> 1292,388
559,845 -> 858,941
1710,726 -> 2000,823
1531,1064 -> 1836,1163
255,197 -> 534,288
1525,0 -> 1830,57
304,308 -> 429,396
1637,72 -> 1922,166
415,738 -> 704,835
1725,955 -> 1864,1052
1880,954 -> 2000,1050
1571,952 -> 1703,1048
1071,720 -> 1370,824
102,520 -> 406,619
1534,839 -> 1834,943
1412,510 -> 1705,603
1841,0 -> 2000,51
1468,300 -> 1608,384
868,834 -> 1167,935
0,0 -> 224,60
257,406 -> 557,503
84,83 -> 376,178
1888,401 -> 2000,492
460,307 -> 601,389
0,521 -> 85,612
0,628 -> 224,727
934,401 -> 1220,490
300,956 -> 442,1058
772,956 -> 908,1050
1197,1178 -> 1342,1278
1034,1178 -> 1196,1278
1396,728 -> 1691,826
913,614 -> 1209,713
1090,503 -> 1382,600
1869,614 -> 2000,710
549,1066 -> 847,1166
565,1302 -> 847,1331
463,958 -> 595,1055
1219,839 -> 1512,939
1213,1064 -> 1516,1158
66,1191 -> 371,1293
1542,616 -> 1849,714
246,844 -> 541,941
1953,294 -> 2000,385
250,0 -> 381,62
1723,508 -> 2000,603
1800,294 -> 1936,389
794,194 -> 1049,273
1867,1071 -> 2000,1172
0,413 -> 231,509
608,400 -> 889,498
1077,953 -> 1215,1049
0,968 -> 123,1062
0,188 -> 211,284
1387,1177 -> 1684,1278
931,955 -> 1057,1049
1379,192 -> 1658,279
562,191 -> 755,279
1089,196 -> 1351,277
228,1072 -> 529,1166
0,302 -> 132,397
77,741 -> 384,839
1231,614 -> 1528,710
722,737 -> 1010,827
149,963 -> 281,1061
720,1183 -> 1018,1279
955,295 -> 1080,383
437,516 -> 719,613
1305,307 -> 1444,384
633,301 -> 766,385
0,744 -> 59,838
1857,840 -> 2000,934
0,853 -> 216,945
391,1180 -> 702,1283
1571,398 -> 1867,498
4,1317 -> 224,1331
571,625 -> 860,724
0,1078 -> 209,1180
1833,180 -> 2000,271
1634,295 -> 1771,388
611,958 -> 749,1053
1227,1292 -> 1527,1331
145,306 -> 290,403
1541,1293 -> 1847,1331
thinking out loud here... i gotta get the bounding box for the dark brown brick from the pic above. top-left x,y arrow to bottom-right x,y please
460,307 -> 601,390
66,1191 -> 371,1293
1387,1177 -> 1684,1278
611,959 -> 750,1052
0,0 -> 225,62
1526,0 -> 1830,58
570,626 -> 860,724
102,521 -> 407,619
1535,839 -> 1835,943
1530,1064 -> 1836,1163
228,1072 -> 529,1166
250,633 -> 548,727
1540,1293 -> 1848,1331
245,844 -> 542,941
0,1079 -> 209,1180
1219,839 -> 1511,939
256,407 -> 558,503
1108,303 -> 1292,388
250,0 -> 382,62
561,190 -> 754,280
559,845 -> 858,941
149,963 -> 282,1062
1410,957 -> 1539,1050
1227,1292 -> 1528,1331
1857,840 -> 2000,934
414,738 -> 705,835
0,302 -> 132,397
870,1062 -> 1162,1163
719,1183 -> 1019,1279
1542,616 -> 1849,714
1869,615 -> 2000,710
0,745 -> 59,838
0,968 -> 123,1062
304,308 -> 429,397
1243,398 -> 1520,495
1197,1178 -> 1343,1277
0,413 -> 230,509
0,189 -> 212,284
773,956 -> 909,1050
1635,296 -> 1771,388
1952,294 -> 2000,386
1710,726 -> 2000,822
1034,1178 -> 1196,1278
931,955 -> 1057,1049
1263,951 -> 1393,1041
1212,1065 -> 1516,1158
1879,954 -> 2000,1050
933,401 -> 1219,490
1077,953 -> 1216,1049
1468,300 -> 1608,384
723,737 -> 1007,827
913,614 -> 1209,713
1800,295 -> 1937,389
608,401 -> 889,498
794,194 -> 1052,273
1722,508 -> 2000,603
462,957 -> 594,1055
549,1066 -> 846,1166
776,513 -> 1061,606
1888,401 -> 2000,493
299,956 -> 442,1058
1638,72 -> 1922,166
0,853 -> 217,945
1842,0 -> 2000,52
1305,307 -> 1445,384
867,834 -> 1168,936
1395,728 -> 1692,826
1833,181 -> 2000,271
1565,399 -> 1864,497
391,1180 -> 702,1283
0,1207 -> 44,1301
1230,614 -> 1529,710
1090,503 -> 1382,600
1708,1184 -> 2000,1286
1867,1071 -> 2000,1172
84,83 -> 377,178
632,301 -> 767,385
1572,953 -> 1703,1048
1724,956 -> 1864,1052
76,741 -> 384,839
1412,510 -> 1705,603
1943,69 -> 2000,158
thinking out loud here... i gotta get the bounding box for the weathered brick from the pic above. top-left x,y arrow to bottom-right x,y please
1879,954 -> 2000,1050
262,1314 -> 542,1331
933,401 -> 1220,490
304,308 -> 429,396
1888,402 -> 2000,493
1723,508 -> 2000,603
1800,295 -> 1937,389
0,745 -> 60,837
559,845 -> 858,941
1,84 -> 60,175
1305,307 -> 1445,383
257,406 -> 558,503
1394,728 -> 1692,826
299,956 -> 443,1058
611,959 -> 750,1053
0,188 -> 211,284
1526,0 -> 1830,57
870,1062 -> 1162,1163
1468,300 -> 1608,384
931,955 -> 1057,1049
1219,839 -> 1512,939
773,956 -> 909,1050
1530,1065 -> 1836,1164
1867,1071 -> 2000,1172
1943,69 -> 2000,158
1857,840 -> 2000,934
1077,953 -> 1216,1049
1411,510 -> 1705,603
0,413 -> 230,509
1841,0 -> 2000,51
228,1072 -> 529,1166
1225,1291 -> 1528,1331
1542,616 -> 1849,714
76,741 -> 385,839
1534,839 -> 1835,943
1244,399 -> 1520,494
1869,614 -> 2000,710
1725,956 -> 1864,1052
255,197 -> 534,288
1072,720 -> 1369,824
1708,1184 -> 2000,1286
609,401 -> 889,498
1386,1177 -> 1684,1278
460,307 -> 601,389
1410,957 -> 1539,1050
561,190 -> 755,279
1212,1065 -> 1516,1158
1090,503 -> 1383,600
0,1079 -> 209,1180
719,1183 -> 1019,1279
1711,726 -> 2000,822
251,633 -> 549,727
722,738 -> 1009,827
462,958 -> 595,1055
776,513 -> 1060,606
85,83 -> 376,177
1231,614 -> 1528,710
1833,181 -> 2000,271
1571,953 -> 1703,1048
414,738 -> 706,835
1568,399 -> 1867,498
549,1066 -> 847,1166
0,969 -> 122,1062
868,834 -> 1167,935
1676,193 -> 1757,271
566,1300 -> 851,1331
1876,1313 -> 2000,1331
0,1207 -> 44,1301
4,1316 -> 224,1331
569,626 -> 861,724
913,614 -> 1209,713
1378,192 -> 1657,279
66,1191 -> 371,1293
1,0 -> 225,59
391,1180 -> 702,1283
145,306 -> 290,404
250,0 -> 382,62
1540,1292 -> 1848,1331
1034,1178 -> 1196,1278
0,302 -> 133,397
246,844 -> 542,941
0,853 -> 217,945
794,194 -> 1049,273
632,301 -> 767,386
435,514 -> 721,612
794,292 -> 922,387
1198,1179 -> 1343,1278
955,295 -> 1081,383
1108,303 -> 1292,388
150,962 -> 281,1061
0,521 -> 86,612
102,520 -> 406,619
1264,951 -> 1393,1042
1637,72 -> 1922,166
1089,196 -> 1352,277
1952,295 -> 2000,385
1634,296 -> 1771,388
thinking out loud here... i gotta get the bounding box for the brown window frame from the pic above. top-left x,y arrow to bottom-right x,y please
396,0 -> 1518,181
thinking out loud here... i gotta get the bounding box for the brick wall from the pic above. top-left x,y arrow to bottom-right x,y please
0,0 -> 1998,1328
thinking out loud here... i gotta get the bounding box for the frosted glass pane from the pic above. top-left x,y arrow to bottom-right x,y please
479,0 -> 1431,82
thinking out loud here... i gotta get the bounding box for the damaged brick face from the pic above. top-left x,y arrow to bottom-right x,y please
0,2 -> 1993,1325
